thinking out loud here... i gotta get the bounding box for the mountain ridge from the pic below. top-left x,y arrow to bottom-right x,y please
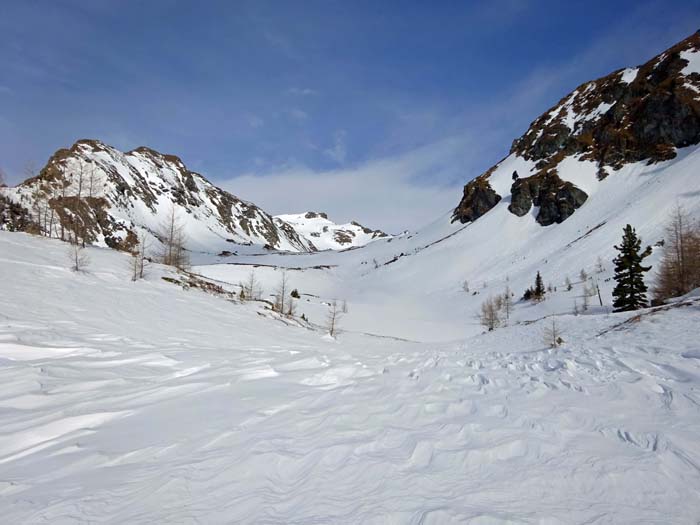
275,211 -> 388,251
453,31 -> 700,226
0,139 -> 316,253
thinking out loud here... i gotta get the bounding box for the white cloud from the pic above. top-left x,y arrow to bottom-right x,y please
324,130 -> 347,164
222,135 -> 482,233
286,108 -> 309,121
287,87 -> 318,96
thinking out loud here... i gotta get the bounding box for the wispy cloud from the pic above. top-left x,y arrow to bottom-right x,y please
285,108 -> 309,121
223,135 -> 479,232
286,87 -> 318,96
324,130 -> 347,164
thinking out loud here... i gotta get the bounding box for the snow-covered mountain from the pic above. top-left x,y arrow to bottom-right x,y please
0,140 -> 314,253
274,211 -> 388,250
453,31 -> 700,227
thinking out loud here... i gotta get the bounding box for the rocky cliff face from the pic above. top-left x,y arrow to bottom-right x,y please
508,171 -> 588,226
453,31 -> 700,225
0,140 -> 314,253
452,170 -> 502,223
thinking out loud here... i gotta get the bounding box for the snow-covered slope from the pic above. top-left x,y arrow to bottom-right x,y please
274,211 -> 388,250
190,33 -> 700,342
2,231 -> 700,523
0,140 -> 314,254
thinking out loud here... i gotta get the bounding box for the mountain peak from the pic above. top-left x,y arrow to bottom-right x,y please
1,140 -> 314,253
275,212 -> 388,251
453,31 -> 700,226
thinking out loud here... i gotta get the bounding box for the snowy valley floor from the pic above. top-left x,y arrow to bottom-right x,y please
1,232 -> 700,523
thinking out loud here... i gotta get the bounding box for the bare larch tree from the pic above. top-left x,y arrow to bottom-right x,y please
654,205 -> 700,301
479,296 -> 500,331
158,207 -> 189,269
326,299 -> 343,337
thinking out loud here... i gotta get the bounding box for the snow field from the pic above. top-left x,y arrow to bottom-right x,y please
1,232 -> 700,522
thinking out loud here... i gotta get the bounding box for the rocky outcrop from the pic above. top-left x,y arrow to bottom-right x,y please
508,172 -> 588,226
0,193 -> 39,234
452,174 -> 501,224
512,32 -> 700,170
0,140 -> 314,252
305,211 -> 328,220
453,31 -> 700,227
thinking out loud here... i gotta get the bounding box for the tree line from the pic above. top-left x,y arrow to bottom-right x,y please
478,205 -> 700,332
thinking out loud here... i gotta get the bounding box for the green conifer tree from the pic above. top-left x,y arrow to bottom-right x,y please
534,271 -> 545,301
612,224 -> 652,312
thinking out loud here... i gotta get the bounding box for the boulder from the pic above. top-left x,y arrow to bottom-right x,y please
452,177 -> 501,223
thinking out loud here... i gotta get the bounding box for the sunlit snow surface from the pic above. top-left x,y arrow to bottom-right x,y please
2,145 -> 700,523
1,243 -> 700,521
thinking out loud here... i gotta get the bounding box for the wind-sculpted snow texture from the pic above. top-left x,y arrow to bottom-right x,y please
1,232 -> 700,523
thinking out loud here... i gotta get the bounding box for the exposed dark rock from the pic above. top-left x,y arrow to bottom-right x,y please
334,230 -> 355,245
452,175 -> 501,224
349,220 -> 387,238
508,178 -> 534,217
0,194 -> 39,233
508,172 -> 588,226
511,32 -> 700,169
304,211 -> 328,219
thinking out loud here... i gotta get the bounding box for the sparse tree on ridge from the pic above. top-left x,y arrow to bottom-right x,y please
241,269 -> 261,301
653,206 -> 700,302
494,294 -> 504,311
612,224 -> 652,312
543,319 -> 563,348
158,206 -> 189,269
273,270 -> 290,314
68,242 -> 89,272
502,285 -> 513,322
533,271 -> 545,301
327,299 -> 342,337
479,296 -> 500,331
131,233 -> 148,281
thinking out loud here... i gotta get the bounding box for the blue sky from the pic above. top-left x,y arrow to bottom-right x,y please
1,0 -> 698,230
